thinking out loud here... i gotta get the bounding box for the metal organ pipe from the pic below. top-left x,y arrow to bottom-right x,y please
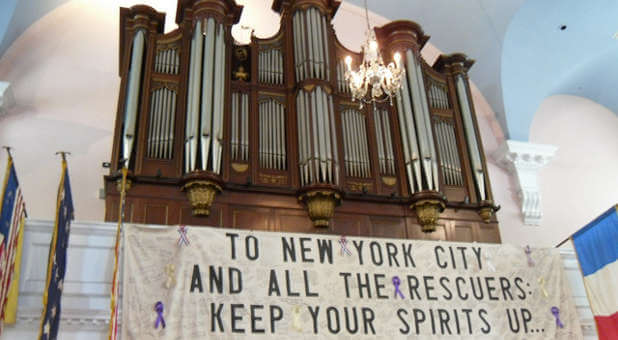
435,121 -> 451,185
347,110 -> 357,177
241,94 -> 248,160
445,123 -> 463,185
312,9 -> 323,79
304,91 -> 313,182
342,110 -> 350,176
280,102 -> 286,169
212,24 -> 226,174
374,109 -> 395,176
414,57 -> 440,190
185,20 -> 202,172
275,102 -> 281,169
374,109 -> 385,173
305,11 -> 314,79
292,6 -> 338,185
174,49 -> 179,74
323,93 -> 332,181
231,93 -> 238,160
122,29 -> 146,164
455,74 -> 486,200
297,94 -> 307,184
321,15 -> 330,80
360,113 -> 370,177
328,96 -> 339,184
259,101 -> 264,168
397,66 -> 422,192
292,13 -> 302,81
158,88 -> 167,158
405,50 -> 433,191
258,98 -> 286,170
382,110 -> 395,175
184,18 -> 228,174
199,18 -> 215,172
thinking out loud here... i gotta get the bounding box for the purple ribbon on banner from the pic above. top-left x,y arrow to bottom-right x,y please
155,301 -> 166,329
339,236 -> 352,256
524,245 -> 534,267
551,306 -> 564,328
392,276 -> 404,299
177,225 -> 190,247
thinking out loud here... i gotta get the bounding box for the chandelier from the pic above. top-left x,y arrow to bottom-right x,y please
344,0 -> 404,109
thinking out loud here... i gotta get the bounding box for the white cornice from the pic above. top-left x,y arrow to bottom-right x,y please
494,140 -> 558,225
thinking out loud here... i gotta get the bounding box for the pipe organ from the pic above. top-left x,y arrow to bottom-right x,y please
105,0 -> 500,243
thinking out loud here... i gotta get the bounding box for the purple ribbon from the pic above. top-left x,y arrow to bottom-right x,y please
551,306 -> 564,328
177,226 -> 190,247
339,236 -> 352,256
155,301 -> 166,329
392,276 -> 404,299
524,245 -> 534,267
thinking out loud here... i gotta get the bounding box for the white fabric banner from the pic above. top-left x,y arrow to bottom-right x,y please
121,224 -> 582,339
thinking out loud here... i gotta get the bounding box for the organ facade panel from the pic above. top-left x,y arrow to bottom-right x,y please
105,0 -> 501,243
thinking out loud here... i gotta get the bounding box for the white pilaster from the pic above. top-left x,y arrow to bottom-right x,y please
0,81 -> 15,115
494,140 -> 558,225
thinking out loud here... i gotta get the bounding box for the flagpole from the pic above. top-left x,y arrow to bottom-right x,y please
108,160 -> 128,340
3,216 -> 25,324
555,204 -> 618,247
37,152 -> 69,339
0,147 -> 13,328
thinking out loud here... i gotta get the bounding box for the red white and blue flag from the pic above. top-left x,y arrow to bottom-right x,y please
0,157 -> 26,330
572,206 -> 618,340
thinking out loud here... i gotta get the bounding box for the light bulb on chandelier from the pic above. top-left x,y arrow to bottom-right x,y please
343,0 -> 404,109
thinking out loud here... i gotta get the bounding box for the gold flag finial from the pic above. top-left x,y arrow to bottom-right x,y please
2,146 -> 13,159
55,151 -> 71,163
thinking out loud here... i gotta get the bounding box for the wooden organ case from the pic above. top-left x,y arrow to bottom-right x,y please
105,0 -> 501,243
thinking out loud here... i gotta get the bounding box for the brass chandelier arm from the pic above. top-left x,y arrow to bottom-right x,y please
342,1 -> 404,108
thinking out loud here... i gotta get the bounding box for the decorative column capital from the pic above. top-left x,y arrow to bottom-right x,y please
0,81 -> 15,116
494,140 -> 558,226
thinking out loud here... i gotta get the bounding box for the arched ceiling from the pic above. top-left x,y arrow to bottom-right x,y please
3,0 -> 616,142
502,0 -> 618,140
0,0 -> 70,57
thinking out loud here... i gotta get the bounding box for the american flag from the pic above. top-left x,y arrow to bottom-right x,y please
0,158 -> 26,331
38,162 -> 73,340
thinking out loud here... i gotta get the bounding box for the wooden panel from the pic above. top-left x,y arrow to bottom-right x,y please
179,204 -> 223,227
230,206 -> 272,231
275,209 -> 314,234
448,221 -> 474,242
369,216 -> 406,239
475,223 -> 501,244
405,217 -> 447,241
331,214 -> 369,236
144,204 -> 168,225
106,199 -> 134,223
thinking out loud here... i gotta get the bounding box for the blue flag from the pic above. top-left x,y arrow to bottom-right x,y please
38,163 -> 74,340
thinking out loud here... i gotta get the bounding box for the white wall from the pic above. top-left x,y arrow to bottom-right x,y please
0,0 -> 615,248
480,94 -> 618,246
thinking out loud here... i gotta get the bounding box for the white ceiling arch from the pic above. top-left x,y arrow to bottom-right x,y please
7,0 -> 614,143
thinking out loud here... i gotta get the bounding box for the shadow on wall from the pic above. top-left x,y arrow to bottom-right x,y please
495,94 -> 618,247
